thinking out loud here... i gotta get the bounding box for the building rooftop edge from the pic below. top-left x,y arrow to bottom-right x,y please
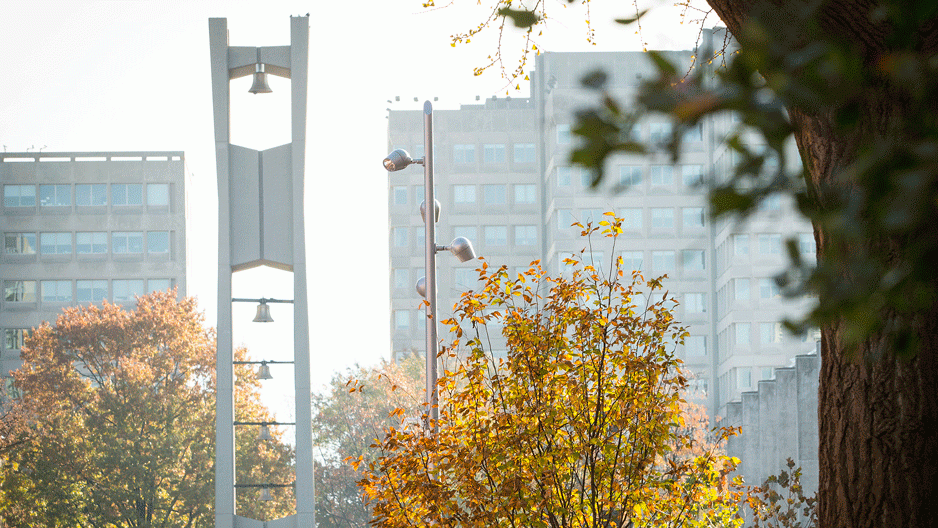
1,151 -> 185,161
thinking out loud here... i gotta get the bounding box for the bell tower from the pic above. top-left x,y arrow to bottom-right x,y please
209,16 -> 314,528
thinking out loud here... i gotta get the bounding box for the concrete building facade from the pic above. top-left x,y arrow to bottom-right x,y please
1,151 -> 188,376
386,40 -> 819,418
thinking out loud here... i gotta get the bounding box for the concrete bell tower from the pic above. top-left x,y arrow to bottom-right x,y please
209,16 -> 314,528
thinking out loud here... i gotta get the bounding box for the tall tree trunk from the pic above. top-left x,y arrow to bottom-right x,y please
703,1 -> 938,526
790,104 -> 938,527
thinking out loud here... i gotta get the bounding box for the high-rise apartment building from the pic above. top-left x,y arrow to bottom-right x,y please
387,42 -> 818,417
1,151 -> 188,376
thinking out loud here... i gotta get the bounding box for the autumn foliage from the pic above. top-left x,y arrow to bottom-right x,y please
355,216 -> 744,528
0,291 -> 294,527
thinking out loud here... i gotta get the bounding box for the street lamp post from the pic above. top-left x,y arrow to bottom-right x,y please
384,101 -> 476,432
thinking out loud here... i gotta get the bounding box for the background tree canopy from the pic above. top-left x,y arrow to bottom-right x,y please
0,291 -> 295,527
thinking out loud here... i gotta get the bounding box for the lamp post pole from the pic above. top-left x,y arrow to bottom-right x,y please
422,100 -> 440,432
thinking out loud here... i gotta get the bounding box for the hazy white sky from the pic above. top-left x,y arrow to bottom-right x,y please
0,0 -> 717,422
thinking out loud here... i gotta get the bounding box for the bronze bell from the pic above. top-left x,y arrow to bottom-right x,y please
249,63 -> 272,94
259,486 -> 273,501
253,301 -> 273,323
258,423 -> 273,442
256,361 -> 273,380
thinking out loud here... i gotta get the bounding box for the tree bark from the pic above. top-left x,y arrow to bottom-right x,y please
703,1 -> 938,527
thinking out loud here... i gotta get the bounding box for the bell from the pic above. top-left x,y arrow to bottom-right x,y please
259,486 -> 273,501
258,423 -> 273,442
256,362 -> 273,380
248,63 -> 272,94
253,301 -> 274,323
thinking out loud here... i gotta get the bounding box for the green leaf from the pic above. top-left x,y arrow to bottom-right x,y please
497,8 -> 540,29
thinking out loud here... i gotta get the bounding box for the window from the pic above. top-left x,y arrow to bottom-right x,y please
4,233 -> 36,254
148,279 -> 171,293
76,232 -> 107,254
41,280 -> 72,302
649,122 -> 672,143
683,122 -> 703,142
556,124 -> 571,145
619,165 -> 642,186
759,234 -> 781,255
686,336 -> 707,356
39,184 -> 71,207
761,367 -> 775,381
113,232 -> 144,254
650,165 -> 673,186
148,231 -> 170,255
414,185 -> 424,203
514,184 -> 536,204
652,251 -> 675,273
581,209 -> 605,224
4,185 -> 36,207
735,278 -> 750,301
453,185 -> 476,204
760,194 -> 781,211
760,278 -> 781,299
4,329 -> 29,350
736,367 -> 752,390
685,293 -> 706,313
392,227 -> 408,247
414,144 -> 425,158
557,209 -> 575,229
484,226 -> 507,246
735,323 -> 751,346
113,279 -> 144,302
76,184 -> 107,206
682,165 -> 704,186
514,225 -> 537,246
620,208 -> 642,230
483,184 -> 507,205
40,232 -> 72,255
682,250 -> 705,271
683,207 -> 705,228
557,166 -> 573,187
414,227 -> 425,248
483,144 -> 506,163
621,251 -> 643,271
760,322 -> 781,344
734,234 -> 750,256
147,183 -> 169,206
454,268 -> 477,288
393,268 -> 409,289
453,226 -> 476,240
799,233 -> 816,256
453,144 -> 475,164
4,280 -> 36,302
513,143 -> 535,163
392,186 -> 408,205
394,310 -> 410,330
77,280 -> 108,302
651,208 -> 674,229
112,184 -> 143,206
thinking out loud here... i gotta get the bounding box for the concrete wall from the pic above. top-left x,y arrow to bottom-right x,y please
724,352 -> 819,494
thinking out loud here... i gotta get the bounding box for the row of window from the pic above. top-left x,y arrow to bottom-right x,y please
4,231 -> 172,256
558,249 -> 708,276
3,183 -> 170,208
393,143 -> 537,166
719,366 -> 778,396
556,207 -> 706,231
392,184 -> 538,207
3,278 -> 173,304
731,233 -> 815,257
392,225 -> 539,248
556,122 -> 704,146
556,164 -> 706,189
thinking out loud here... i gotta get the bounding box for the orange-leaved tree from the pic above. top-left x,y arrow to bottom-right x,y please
356,216 -> 744,528
0,290 -> 294,527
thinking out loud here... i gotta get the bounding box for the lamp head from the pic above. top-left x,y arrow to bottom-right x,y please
383,149 -> 413,172
420,199 -> 441,224
415,276 -> 427,299
449,237 -> 477,263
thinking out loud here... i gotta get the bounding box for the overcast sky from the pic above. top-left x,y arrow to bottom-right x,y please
1,0 -> 718,425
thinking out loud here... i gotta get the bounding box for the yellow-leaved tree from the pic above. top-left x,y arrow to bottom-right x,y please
356,215 -> 744,528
